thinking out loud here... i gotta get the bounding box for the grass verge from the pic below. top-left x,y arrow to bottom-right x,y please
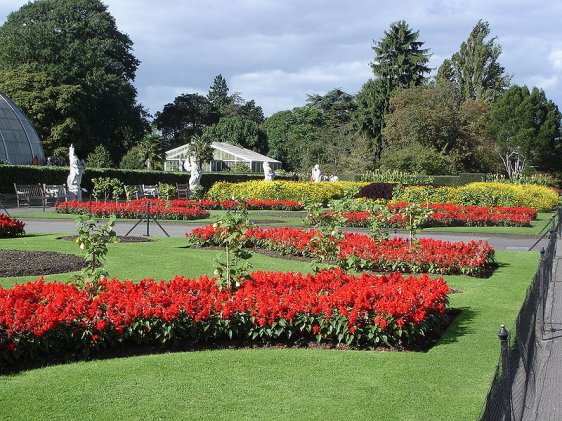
0,233 -> 537,420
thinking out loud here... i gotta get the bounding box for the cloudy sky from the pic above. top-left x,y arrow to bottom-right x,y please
1,0 -> 561,117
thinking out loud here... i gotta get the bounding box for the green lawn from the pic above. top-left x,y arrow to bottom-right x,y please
0,233 -> 537,420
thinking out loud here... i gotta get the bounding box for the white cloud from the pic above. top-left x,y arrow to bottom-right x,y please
527,75 -> 559,90
549,49 -> 562,70
2,0 -> 562,114
231,61 -> 372,116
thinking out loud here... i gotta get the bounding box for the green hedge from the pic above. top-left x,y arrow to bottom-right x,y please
0,164 -> 288,194
429,173 -> 486,186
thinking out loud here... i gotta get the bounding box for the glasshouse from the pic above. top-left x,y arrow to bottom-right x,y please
0,91 -> 45,165
165,141 -> 282,172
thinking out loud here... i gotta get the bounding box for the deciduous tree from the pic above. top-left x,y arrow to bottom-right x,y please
153,93 -> 216,148
0,0 -> 148,160
436,20 -> 511,101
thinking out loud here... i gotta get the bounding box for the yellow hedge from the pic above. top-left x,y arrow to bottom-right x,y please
207,180 -> 368,203
393,182 -> 559,212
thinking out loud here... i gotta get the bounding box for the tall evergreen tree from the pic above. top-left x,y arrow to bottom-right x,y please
207,74 -> 231,110
437,20 -> 511,101
355,21 -> 431,166
352,79 -> 386,163
487,85 -> 562,175
371,20 -> 431,96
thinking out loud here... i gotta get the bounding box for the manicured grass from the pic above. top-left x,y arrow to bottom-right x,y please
0,232 -> 538,420
0,234 -> 319,287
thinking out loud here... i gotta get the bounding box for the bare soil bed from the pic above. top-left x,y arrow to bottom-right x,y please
0,250 -> 87,277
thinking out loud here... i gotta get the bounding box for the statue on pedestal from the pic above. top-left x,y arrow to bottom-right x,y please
312,164 -> 322,183
263,161 -> 275,181
188,156 -> 202,192
67,144 -> 85,200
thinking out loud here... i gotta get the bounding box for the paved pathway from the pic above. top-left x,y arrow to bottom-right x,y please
4,205 -> 549,251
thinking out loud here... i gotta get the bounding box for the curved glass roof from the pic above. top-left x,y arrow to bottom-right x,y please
0,91 -> 45,165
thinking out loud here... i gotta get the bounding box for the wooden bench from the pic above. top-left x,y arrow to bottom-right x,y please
176,183 -> 189,199
14,183 -> 69,211
14,183 -> 47,210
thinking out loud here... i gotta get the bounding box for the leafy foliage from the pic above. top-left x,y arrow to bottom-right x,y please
381,82 -> 498,173
72,214 -> 117,290
371,20 -> 431,95
436,20 -> 511,101
86,145 -> 114,169
91,177 -> 124,201
208,209 -> 253,290
203,115 -> 267,154
153,93 -> 217,148
487,85 -> 562,174
0,0 -> 148,159
357,183 -> 395,200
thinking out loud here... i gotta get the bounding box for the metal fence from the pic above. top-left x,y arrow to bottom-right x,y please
480,212 -> 560,421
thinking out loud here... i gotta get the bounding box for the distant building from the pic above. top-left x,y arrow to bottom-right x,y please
165,142 -> 282,173
0,91 -> 45,165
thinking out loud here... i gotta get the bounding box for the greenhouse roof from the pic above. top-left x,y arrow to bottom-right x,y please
166,142 -> 280,163
211,142 -> 280,163
0,91 -> 45,165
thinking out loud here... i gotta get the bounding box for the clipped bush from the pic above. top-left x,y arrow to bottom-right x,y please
0,164 -> 289,194
357,182 -> 395,200
457,182 -> 559,212
207,180 -> 367,203
393,182 -> 558,212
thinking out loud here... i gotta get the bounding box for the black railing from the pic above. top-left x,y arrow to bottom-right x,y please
480,211 -> 560,421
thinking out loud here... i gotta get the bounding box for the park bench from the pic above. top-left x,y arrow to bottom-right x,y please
14,183 -> 69,211
141,184 -> 159,198
43,184 -> 70,206
176,183 -> 189,199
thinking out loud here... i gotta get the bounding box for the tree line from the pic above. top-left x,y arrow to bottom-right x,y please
0,0 -> 560,177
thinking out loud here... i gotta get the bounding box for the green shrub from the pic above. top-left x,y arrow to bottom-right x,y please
0,164 -> 289,194
207,180 -> 367,203
393,182 -> 559,211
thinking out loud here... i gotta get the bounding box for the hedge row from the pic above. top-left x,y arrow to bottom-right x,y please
207,180 -> 368,203
0,164 -> 286,194
393,182 -> 559,212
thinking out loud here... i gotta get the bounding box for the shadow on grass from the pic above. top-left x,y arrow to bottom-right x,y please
17,233 -> 54,238
437,306 -> 478,347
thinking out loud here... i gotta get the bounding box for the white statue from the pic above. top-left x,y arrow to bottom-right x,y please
312,164 -> 322,183
263,161 -> 275,181
188,156 -> 202,192
67,144 -> 85,200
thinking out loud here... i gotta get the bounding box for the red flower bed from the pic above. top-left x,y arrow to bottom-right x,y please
0,214 -> 25,238
56,199 -> 210,220
0,270 -> 449,362
55,199 -> 303,218
189,226 -> 495,277
315,203 -> 537,228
